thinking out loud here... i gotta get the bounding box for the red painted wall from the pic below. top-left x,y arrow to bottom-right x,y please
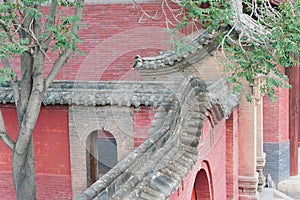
0,105 -> 71,200
3,3 -> 179,82
0,2 -> 230,199
169,118 -> 227,200
226,108 -> 239,200
133,106 -> 155,148
263,88 -> 289,143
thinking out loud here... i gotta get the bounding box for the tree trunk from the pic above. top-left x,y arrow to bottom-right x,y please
12,138 -> 36,200
12,88 -> 43,200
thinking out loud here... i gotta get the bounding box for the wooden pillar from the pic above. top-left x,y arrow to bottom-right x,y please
286,66 -> 299,176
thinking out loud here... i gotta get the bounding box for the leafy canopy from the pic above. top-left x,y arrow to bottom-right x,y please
176,0 -> 300,101
0,0 -> 83,83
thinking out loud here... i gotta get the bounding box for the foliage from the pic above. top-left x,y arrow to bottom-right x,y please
176,0 -> 300,101
0,0 -> 83,82
0,1 -> 84,199
0,67 -> 14,83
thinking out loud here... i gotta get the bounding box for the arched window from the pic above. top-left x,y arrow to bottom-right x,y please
192,169 -> 212,200
86,130 -> 117,187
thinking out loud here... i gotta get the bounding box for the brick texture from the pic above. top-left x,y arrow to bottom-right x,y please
0,172 -> 72,200
0,105 -> 71,199
263,88 -> 290,183
0,2 -> 237,200
263,141 -> 290,183
68,105 -> 135,197
263,88 -> 289,143
2,3 -> 178,81
133,106 -> 155,148
168,118 -> 227,200
226,108 -> 239,200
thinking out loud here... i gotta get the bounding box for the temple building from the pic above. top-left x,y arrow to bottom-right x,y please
0,1 -> 298,199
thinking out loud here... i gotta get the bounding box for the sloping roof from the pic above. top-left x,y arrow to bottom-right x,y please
76,76 -> 239,200
75,30 -> 239,199
132,30 -> 218,83
133,30 -> 216,71
0,81 -> 177,107
0,25 -> 240,200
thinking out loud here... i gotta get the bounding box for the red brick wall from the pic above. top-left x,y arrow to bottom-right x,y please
133,106 -> 155,148
263,88 -> 289,143
169,118 -> 227,200
0,105 -> 71,200
226,108 -> 239,200
4,3 -> 180,82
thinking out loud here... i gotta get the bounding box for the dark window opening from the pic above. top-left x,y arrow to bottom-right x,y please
86,130 -> 117,187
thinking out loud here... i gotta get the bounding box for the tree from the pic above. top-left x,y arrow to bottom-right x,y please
150,0 -> 299,101
0,0 -> 84,199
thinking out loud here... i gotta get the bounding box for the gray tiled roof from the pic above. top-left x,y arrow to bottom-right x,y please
76,76 -> 239,200
0,81 -> 177,107
133,30 -> 216,71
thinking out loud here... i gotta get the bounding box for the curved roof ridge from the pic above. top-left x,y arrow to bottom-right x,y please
133,30 -> 217,70
75,75 -> 239,200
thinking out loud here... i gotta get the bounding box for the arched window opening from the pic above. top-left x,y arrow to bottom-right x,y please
97,131 -> 117,176
86,130 -> 117,187
192,169 -> 212,200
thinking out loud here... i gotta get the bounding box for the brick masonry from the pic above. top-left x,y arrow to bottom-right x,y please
263,88 -> 289,143
226,108 -> 239,199
133,106 -> 155,148
0,105 -> 71,199
168,118 -> 227,200
68,105 -> 135,197
263,141 -> 290,184
2,3 -> 175,81
263,88 -> 290,184
0,2 -> 242,200
0,172 -> 72,200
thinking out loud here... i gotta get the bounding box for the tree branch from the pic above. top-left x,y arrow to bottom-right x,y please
45,0 -> 85,89
0,19 -> 9,32
41,0 -> 58,52
18,3 -> 35,122
0,111 -> 15,151
45,0 -> 58,30
1,58 -> 20,107
19,52 -> 33,125
3,0 -> 21,33
33,2 -> 42,39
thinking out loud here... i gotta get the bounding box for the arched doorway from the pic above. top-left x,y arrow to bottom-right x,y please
191,169 -> 212,200
86,130 -> 118,186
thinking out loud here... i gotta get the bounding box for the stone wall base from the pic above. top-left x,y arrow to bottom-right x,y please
238,174 -> 259,200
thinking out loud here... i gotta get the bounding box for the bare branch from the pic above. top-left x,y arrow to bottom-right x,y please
132,0 -> 161,22
0,111 -> 15,151
45,0 -> 85,89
